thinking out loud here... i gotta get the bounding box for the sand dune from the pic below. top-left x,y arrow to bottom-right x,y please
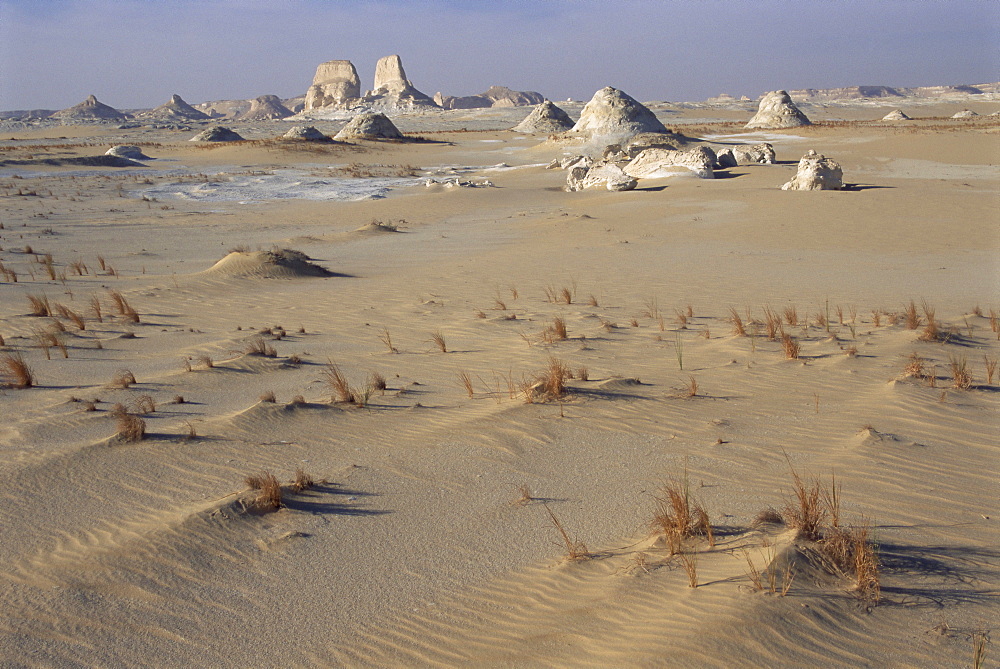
0,105 -> 997,666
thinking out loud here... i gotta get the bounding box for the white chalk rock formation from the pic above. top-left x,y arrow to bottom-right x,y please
305,60 -> 362,110
717,143 -> 776,167
282,126 -> 331,141
190,126 -> 244,142
568,87 -> 668,140
363,55 -> 438,111
105,145 -> 151,160
333,113 -> 404,140
435,86 -> 545,110
145,94 -> 210,121
624,132 -> 688,157
952,109 -> 978,118
51,94 -> 126,121
623,147 -> 715,179
745,90 -> 811,129
242,95 -> 293,121
781,150 -> 843,190
566,164 -> 637,192
512,100 -> 574,133
882,109 -> 910,121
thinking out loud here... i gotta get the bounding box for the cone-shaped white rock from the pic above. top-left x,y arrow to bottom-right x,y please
51,94 -> 126,121
190,126 -> 244,142
512,100 -> 574,133
333,113 -> 404,140
146,94 -> 210,121
882,109 -> 910,121
569,87 -> 667,140
282,126 -> 331,141
951,109 -> 978,118
745,90 -> 811,129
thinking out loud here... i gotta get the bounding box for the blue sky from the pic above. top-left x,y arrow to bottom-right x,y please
1,0 -> 997,110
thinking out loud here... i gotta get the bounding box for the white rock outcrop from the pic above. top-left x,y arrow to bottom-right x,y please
242,95 -> 293,121
951,109 -> 978,118
305,60 -> 362,110
189,126 -> 244,142
105,145 -> 151,160
623,147 -> 715,179
745,90 -> 811,129
435,85 -> 545,110
566,164 -> 637,192
716,143 -> 776,167
512,100 -> 574,133
333,112 -> 404,140
282,126 -> 331,141
781,150 -> 843,190
882,109 -> 910,121
144,94 -> 210,121
623,132 -> 688,157
568,87 -> 668,141
51,95 -> 127,121
363,55 -> 438,111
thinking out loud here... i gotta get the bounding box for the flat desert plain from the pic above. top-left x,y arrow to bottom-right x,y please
0,104 -> 997,667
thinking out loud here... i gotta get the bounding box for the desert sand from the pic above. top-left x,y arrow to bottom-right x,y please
0,99 -> 997,667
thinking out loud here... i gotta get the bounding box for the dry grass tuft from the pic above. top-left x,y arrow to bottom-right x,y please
378,327 -> 398,353
259,391 -> 277,403
513,484 -> 533,506
115,412 -> 146,442
369,371 -> 387,392
89,295 -> 103,322
534,357 -> 569,400
244,337 -> 277,357
783,466 -> 825,541
27,294 -> 51,317
729,307 -> 746,337
984,356 -> 997,385
1,352 -> 34,388
430,330 -> 447,353
903,352 -> 925,378
650,473 -> 712,555
546,317 -> 568,341
458,370 -> 474,398
781,333 -> 800,359
545,505 -> 589,561
291,468 -> 314,493
244,471 -> 282,511
684,375 -> 698,397
762,306 -> 780,341
109,369 -> 136,388
783,305 -> 799,326
679,550 -> 698,588
323,361 -> 355,404
133,394 -> 156,414
904,300 -> 921,330
949,355 -> 972,389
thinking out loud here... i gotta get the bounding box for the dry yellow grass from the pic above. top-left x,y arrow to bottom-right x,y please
1,352 -> 34,388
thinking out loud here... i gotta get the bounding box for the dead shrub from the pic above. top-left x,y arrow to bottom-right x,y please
115,412 -> 146,442
291,468 -> 314,492
1,352 -> 34,388
323,361 -> 354,404
109,369 -> 136,388
244,471 -> 282,511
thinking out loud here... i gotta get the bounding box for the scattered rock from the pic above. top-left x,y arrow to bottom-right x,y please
881,109 -> 910,121
623,147 -> 715,179
512,100 -> 574,134
745,90 -> 811,129
623,132 -> 689,157
781,150 -> 843,190
567,164 -> 637,192
333,112 -> 404,140
190,126 -> 244,142
51,94 -> 127,121
282,126 -> 331,142
717,143 -> 776,166
105,145 -> 151,160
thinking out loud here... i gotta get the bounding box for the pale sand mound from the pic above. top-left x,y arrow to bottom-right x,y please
203,249 -> 334,278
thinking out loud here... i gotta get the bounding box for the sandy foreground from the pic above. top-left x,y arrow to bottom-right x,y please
0,103 -> 997,667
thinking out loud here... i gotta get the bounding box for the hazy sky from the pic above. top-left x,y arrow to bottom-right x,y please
1,0 -> 998,110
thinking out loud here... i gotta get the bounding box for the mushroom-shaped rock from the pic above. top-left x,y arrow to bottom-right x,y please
569,87 -> 668,140
51,94 -> 126,121
512,100 -> 574,133
190,126 -> 244,142
105,145 -> 151,160
282,126 -> 331,141
566,164 -> 637,192
882,109 -> 910,121
951,109 -> 978,118
745,90 -> 811,129
623,147 -> 715,179
781,150 -> 843,190
305,60 -> 362,110
242,95 -> 293,121
333,113 -> 403,140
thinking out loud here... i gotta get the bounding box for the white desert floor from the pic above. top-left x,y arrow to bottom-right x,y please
0,103 -> 997,667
